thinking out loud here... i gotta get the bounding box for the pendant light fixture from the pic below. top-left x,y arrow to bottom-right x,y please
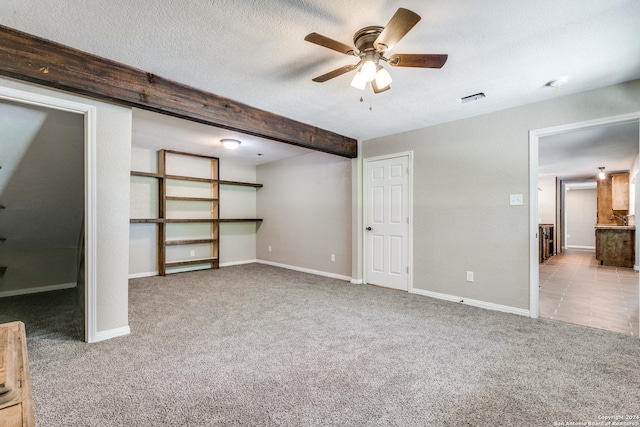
598,167 -> 605,180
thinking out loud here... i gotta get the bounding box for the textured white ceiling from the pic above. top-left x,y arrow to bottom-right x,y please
2,0 -> 639,142
539,121 -> 639,181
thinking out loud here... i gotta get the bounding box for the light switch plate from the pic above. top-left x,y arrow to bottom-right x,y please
510,194 -> 524,206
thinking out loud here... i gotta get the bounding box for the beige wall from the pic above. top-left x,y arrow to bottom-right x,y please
538,176 -> 557,225
362,79 -> 640,310
565,188 -> 597,248
257,151 -> 352,278
0,77 -> 132,336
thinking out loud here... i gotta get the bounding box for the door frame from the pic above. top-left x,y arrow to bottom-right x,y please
0,85 -> 98,343
529,112 -> 640,324
363,151 -> 414,292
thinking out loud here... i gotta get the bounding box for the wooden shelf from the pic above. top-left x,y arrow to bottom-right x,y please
165,218 -> 219,223
159,150 -> 219,276
165,174 -> 218,183
165,196 -> 218,202
165,239 -> 217,246
130,218 -> 163,223
165,257 -> 218,268
131,171 -> 161,178
219,218 -> 263,223
220,180 -> 263,188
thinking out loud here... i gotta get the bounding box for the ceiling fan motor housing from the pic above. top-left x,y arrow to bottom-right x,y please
353,26 -> 384,55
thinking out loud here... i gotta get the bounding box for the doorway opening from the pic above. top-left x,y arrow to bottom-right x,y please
530,113 -> 640,337
0,85 -> 97,342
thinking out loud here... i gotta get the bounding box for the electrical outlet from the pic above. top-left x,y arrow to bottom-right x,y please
268,245 -> 272,252
190,250 -> 195,257
466,271 -> 474,282
331,254 -> 335,262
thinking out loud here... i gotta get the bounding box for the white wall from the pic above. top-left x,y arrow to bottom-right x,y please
0,77 -> 132,336
538,176 -> 557,225
256,151 -> 352,279
361,79 -> 640,311
565,187 -> 597,248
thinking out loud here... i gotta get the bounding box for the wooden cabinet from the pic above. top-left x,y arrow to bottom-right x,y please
597,172 -> 630,224
539,224 -> 554,263
0,322 -> 35,427
611,173 -> 629,211
595,227 -> 635,268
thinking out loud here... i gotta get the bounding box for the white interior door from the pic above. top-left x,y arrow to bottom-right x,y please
365,154 -> 410,290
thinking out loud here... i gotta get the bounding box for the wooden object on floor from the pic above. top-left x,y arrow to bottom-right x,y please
0,321 -> 35,427
539,224 -> 554,263
595,226 -> 635,268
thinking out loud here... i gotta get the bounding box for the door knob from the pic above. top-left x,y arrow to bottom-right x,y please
366,227 -> 372,231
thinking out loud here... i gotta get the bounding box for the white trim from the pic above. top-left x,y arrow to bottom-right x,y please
362,151 -> 414,291
93,326 -> 131,342
256,260 -> 352,281
529,111 -> 640,325
220,259 -> 257,267
0,85 -> 99,344
565,245 -> 596,250
350,279 -> 363,285
0,282 -> 76,298
411,288 -> 530,317
128,271 -> 159,279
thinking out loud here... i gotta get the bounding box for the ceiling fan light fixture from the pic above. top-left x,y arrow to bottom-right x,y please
351,71 -> 367,90
221,139 -> 241,150
360,53 -> 378,82
375,66 -> 392,90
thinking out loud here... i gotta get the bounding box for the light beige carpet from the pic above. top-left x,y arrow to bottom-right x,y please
1,263 -> 639,426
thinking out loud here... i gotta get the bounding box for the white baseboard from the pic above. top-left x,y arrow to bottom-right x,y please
411,288 -> 530,317
566,245 -> 596,250
350,279 -> 363,285
92,326 -> 131,343
0,282 -> 76,298
635,265 -> 639,272
256,259 -> 351,281
220,259 -> 258,267
128,271 -> 159,279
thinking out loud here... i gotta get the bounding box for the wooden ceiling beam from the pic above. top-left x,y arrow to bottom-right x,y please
0,25 -> 357,158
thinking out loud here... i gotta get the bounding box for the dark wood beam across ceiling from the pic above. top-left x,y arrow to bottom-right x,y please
0,25 -> 357,158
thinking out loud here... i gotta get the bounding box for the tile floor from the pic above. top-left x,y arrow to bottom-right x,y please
539,248 -> 639,337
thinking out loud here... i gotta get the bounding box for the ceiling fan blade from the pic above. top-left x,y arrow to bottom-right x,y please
374,8 -> 421,51
311,64 -> 359,82
388,54 -> 448,68
371,80 -> 390,94
304,33 -> 357,55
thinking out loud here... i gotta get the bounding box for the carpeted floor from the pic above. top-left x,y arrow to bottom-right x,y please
1,263 -> 639,426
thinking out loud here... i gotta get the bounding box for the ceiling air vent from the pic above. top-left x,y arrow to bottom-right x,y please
457,92 -> 486,104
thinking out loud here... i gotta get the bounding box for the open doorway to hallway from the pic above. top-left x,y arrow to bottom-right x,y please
531,113 -> 640,336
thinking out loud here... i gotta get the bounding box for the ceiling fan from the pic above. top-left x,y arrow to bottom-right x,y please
304,8 -> 448,93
